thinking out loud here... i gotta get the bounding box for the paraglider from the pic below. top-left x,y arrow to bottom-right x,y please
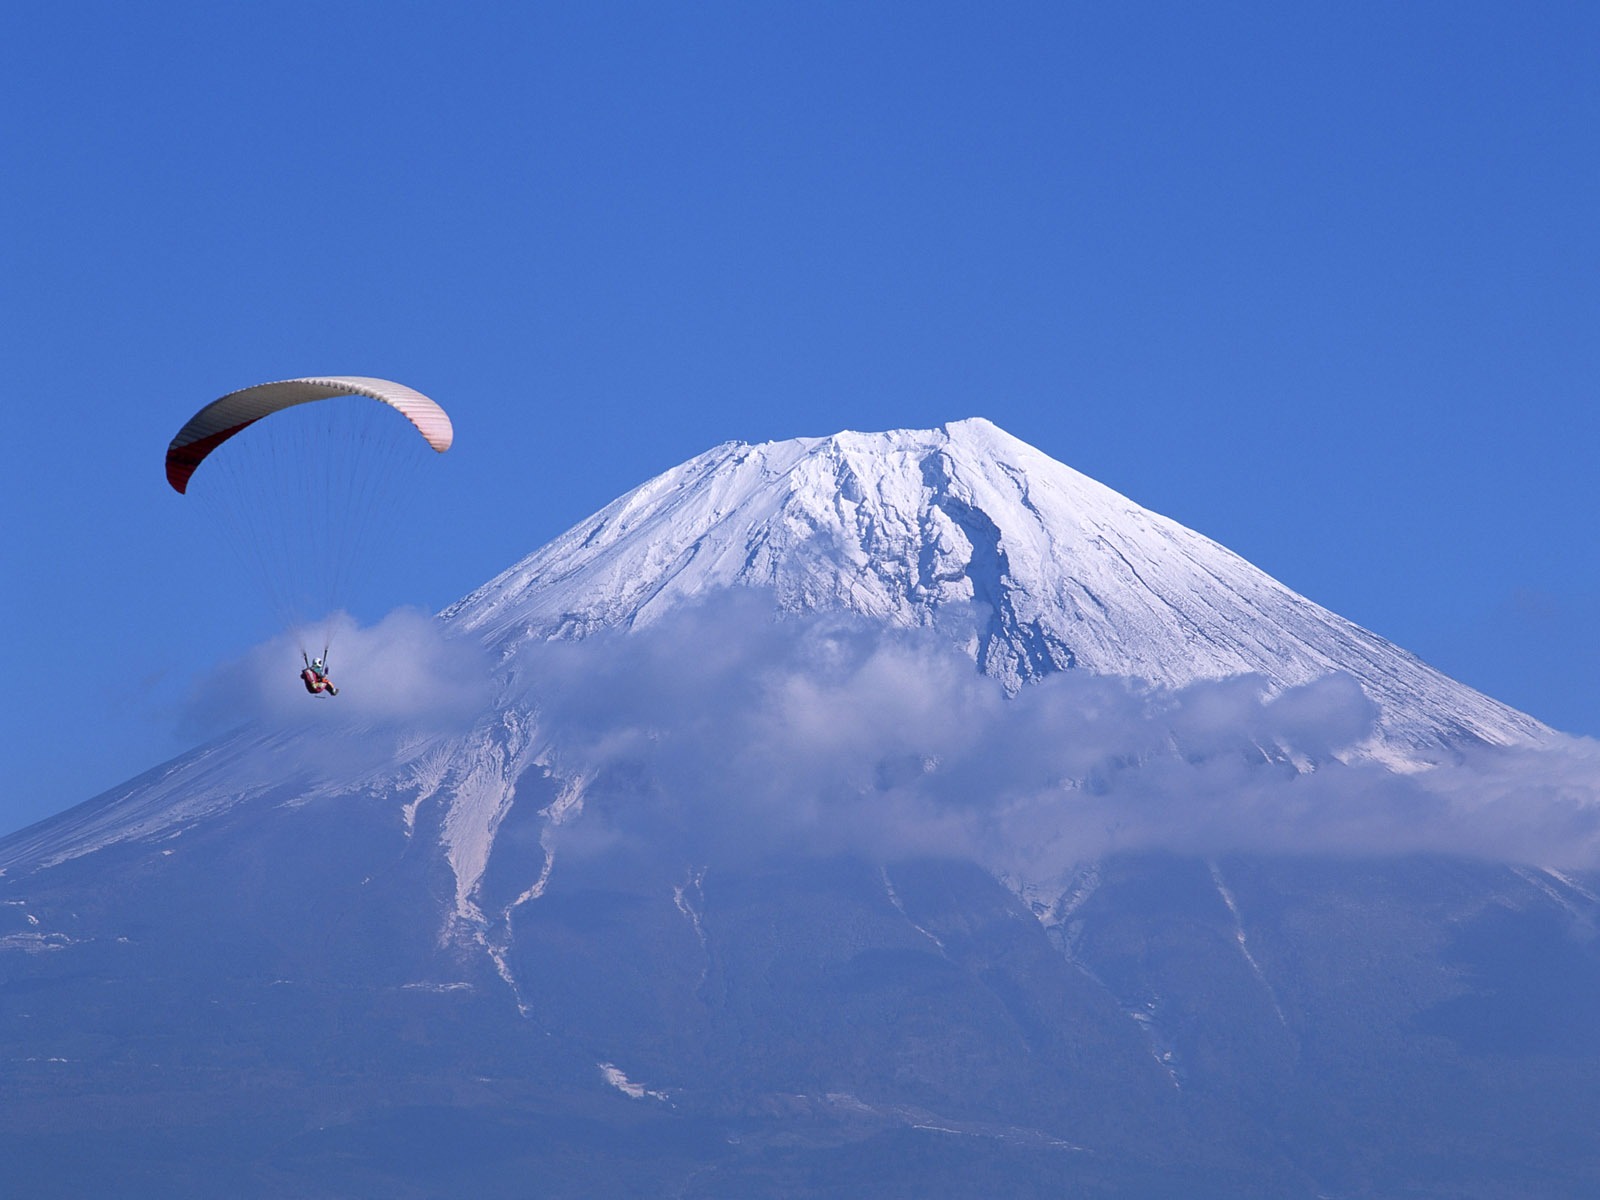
166,376 -> 453,696
301,653 -> 338,697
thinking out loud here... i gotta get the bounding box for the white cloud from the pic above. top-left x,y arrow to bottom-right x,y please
178,594 -> 1600,875
183,608 -> 492,737
516,595 -> 1600,874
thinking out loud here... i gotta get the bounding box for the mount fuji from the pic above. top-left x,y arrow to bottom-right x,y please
3,419 -> 1597,1199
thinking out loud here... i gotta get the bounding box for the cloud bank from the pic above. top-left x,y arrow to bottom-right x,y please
517,595 -> 1600,875
180,595 -> 1600,876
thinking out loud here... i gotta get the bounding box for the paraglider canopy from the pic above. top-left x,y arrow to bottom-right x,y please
165,376 -> 452,494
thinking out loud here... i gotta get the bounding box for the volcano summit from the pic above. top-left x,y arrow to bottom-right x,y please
3,420 -> 1597,1199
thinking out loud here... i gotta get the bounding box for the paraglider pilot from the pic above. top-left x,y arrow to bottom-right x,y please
301,653 -> 339,697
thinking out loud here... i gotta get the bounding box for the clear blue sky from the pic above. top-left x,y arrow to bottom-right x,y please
3,2 -> 1596,835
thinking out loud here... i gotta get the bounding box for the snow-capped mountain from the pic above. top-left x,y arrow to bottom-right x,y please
4,418 -> 1598,1199
446,417 -> 1544,756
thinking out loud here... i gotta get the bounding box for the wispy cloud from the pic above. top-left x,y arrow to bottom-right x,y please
183,608 -> 492,738
178,593 -> 1600,875
518,594 -> 1600,874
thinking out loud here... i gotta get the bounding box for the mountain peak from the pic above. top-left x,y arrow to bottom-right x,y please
442,419 -> 1543,757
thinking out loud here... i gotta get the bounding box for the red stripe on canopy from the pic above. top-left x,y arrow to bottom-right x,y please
164,420 -> 259,494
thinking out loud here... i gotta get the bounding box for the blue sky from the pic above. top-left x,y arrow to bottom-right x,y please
3,2 -> 1596,835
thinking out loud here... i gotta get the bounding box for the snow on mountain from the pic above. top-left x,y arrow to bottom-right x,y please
444,417 -> 1546,756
